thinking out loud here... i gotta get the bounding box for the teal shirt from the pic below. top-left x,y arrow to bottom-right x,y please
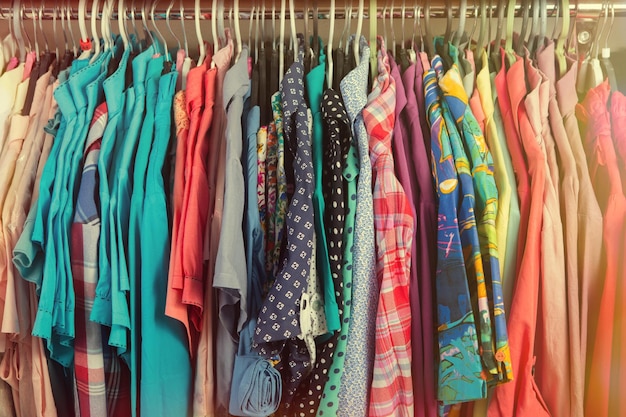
94,48 -> 131,344
306,44 -> 340,333
108,47 -> 153,360
128,54 -> 164,415
140,67 -> 192,417
32,53 -> 104,366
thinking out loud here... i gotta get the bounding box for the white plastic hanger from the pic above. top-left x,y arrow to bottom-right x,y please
13,0 -> 26,62
31,4 -> 40,60
289,0 -> 297,57
234,0 -> 242,61
151,0 -> 168,59
390,1 -> 396,56
38,1 -> 50,54
89,0 -> 101,63
66,3 -> 78,57
278,0 -> 285,81
180,0 -> 189,57
354,0 -> 364,65
211,0 -> 218,66
78,0 -> 89,46
370,0 -> 377,77
195,0 -> 206,65
166,0 -> 181,51
118,0 -> 129,51
327,0 -> 335,87
52,4 -> 59,58
217,0 -> 226,48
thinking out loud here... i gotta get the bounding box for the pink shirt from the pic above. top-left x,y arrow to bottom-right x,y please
577,81 -> 626,417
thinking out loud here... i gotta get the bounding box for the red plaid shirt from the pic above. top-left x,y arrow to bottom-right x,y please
363,38 -> 415,417
71,102 -> 130,417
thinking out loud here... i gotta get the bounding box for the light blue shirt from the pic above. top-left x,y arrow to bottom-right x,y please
337,36 -> 378,414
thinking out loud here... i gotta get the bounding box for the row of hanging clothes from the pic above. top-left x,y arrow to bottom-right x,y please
0,0 -> 625,416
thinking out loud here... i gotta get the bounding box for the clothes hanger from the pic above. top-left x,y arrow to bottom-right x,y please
18,3 -> 31,62
89,0 -> 101,63
503,0 -> 516,66
234,0 -> 242,62
390,1 -> 396,57
424,0 -> 433,57
601,2 -> 617,92
555,0 -> 569,77
180,0 -> 189,57
128,1 -> 140,51
527,0 -> 540,57
78,0 -> 89,50
101,0 -> 112,53
344,3 -> 353,61
211,0 -> 218,64
66,3 -> 78,57
313,4 -> 320,66
303,0 -> 311,71
12,0 -> 25,63
354,0 -> 364,65
278,0 -> 285,81
475,0 -> 487,53
118,0 -> 129,51
490,0 -> 505,70
453,0 -> 468,48
327,0 -> 335,88
576,0 -> 606,95
409,5 -> 419,60
140,1 -> 156,50
370,0 -> 377,78
166,0 -> 181,52
517,0 -> 531,56
151,0 -> 169,59
289,0 -> 297,58
195,0 -> 205,65
217,0 -> 226,49
382,3 -> 388,47
60,4 -> 69,56
52,4 -> 60,59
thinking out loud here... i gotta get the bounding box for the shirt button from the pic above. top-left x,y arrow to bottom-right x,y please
495,350 -> 506,362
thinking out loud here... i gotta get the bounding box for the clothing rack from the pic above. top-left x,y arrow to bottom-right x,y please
1,2 -> 625,20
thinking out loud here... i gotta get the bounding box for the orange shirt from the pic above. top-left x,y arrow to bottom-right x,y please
488,53 -> 550,417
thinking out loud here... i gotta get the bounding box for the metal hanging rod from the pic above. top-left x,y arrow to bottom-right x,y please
0,3 -> 625,20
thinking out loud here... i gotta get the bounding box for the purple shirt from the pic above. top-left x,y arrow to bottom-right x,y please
402,59 -> 438,417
